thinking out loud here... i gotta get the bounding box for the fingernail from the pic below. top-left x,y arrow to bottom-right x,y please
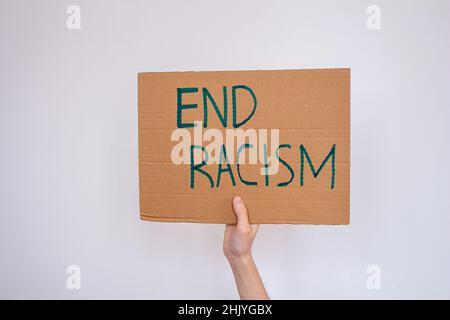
234,196 -> 242,205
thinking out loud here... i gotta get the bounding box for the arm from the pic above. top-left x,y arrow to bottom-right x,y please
223,196 -> 269,300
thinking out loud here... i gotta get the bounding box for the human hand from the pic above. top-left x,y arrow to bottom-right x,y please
223,196 -> 259,261
223,196 -> 268,300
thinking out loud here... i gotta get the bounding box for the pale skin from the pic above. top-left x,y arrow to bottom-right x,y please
223,196 -> 269,300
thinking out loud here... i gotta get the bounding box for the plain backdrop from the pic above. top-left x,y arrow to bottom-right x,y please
1,0 -> 450,299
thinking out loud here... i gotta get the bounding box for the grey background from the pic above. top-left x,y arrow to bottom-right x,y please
1,0 -> 449,299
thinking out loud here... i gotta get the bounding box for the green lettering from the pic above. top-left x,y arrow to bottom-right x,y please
177,87 -> 198,128
300,144 -> 336,189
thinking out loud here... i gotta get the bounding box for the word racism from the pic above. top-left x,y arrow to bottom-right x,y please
171,85 -> 336,190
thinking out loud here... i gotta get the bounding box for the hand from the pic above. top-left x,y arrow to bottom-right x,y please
223,196 -> 269,300
223,196 -> 259,261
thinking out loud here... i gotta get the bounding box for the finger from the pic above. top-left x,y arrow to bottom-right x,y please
232,196 -> 250,230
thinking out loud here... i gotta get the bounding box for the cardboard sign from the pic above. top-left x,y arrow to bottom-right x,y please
138,69 -> 350,224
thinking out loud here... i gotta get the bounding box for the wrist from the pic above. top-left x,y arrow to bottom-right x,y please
226,253 -> 254,268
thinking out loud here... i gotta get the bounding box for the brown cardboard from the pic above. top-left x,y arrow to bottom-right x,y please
138,69 -> 350,224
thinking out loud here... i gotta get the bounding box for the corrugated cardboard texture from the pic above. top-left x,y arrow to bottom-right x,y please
138,69 -> 350,224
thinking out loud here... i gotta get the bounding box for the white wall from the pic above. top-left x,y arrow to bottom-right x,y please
1,0 -> 449,299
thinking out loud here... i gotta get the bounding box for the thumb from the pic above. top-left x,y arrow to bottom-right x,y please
232,196 -> 250,230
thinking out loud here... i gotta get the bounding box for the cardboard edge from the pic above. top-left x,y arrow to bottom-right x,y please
140,212 -> 350,226
137,67 -> 351,77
